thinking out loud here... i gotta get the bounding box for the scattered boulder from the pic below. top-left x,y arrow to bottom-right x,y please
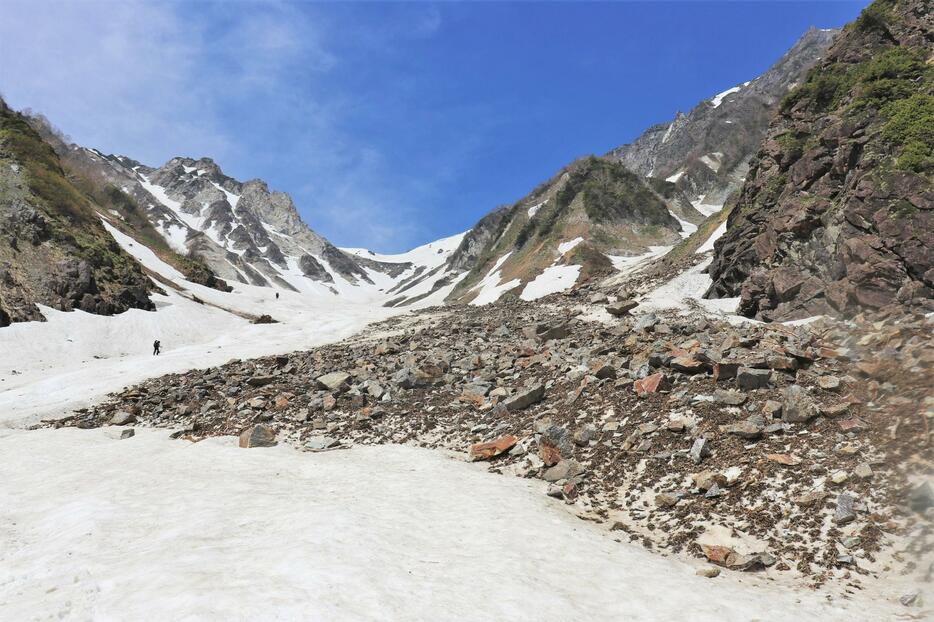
538,425 -> 573,466
606,299 -> 638,317
834,493 -> 857,525
239,424 -> 277,448
690,438 -> 710,464
736,367 -> 771,390
504,383 -> 545,411
469,435 -> 518,461
713,390 -> 747,406
634,372 -> 670,395
782,385 -> 819,423
110,411 -> 136,426
316,371 -> 351,392
304,435 -> 340,451
542,459 -> 584,482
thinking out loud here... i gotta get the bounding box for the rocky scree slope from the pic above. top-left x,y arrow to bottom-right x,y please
609,27 -> 838,210
0,100 -> 155,326
61,287 -> 933,588
707,0 -> 933,320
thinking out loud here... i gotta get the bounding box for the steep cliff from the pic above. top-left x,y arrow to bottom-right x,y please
707,0 -> 933,319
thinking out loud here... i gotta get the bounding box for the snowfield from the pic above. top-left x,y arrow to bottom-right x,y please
0,427 -> 899,622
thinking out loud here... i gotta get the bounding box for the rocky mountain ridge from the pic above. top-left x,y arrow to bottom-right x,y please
436,27 -> 840,309
707,0 -> 933,320
608,27 -> 838,210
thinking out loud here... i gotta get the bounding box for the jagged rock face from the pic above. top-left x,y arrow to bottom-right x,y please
0,101 -> 155,325
608,27 -> 838,207
707,0 -> 933,320
446,157 -> 684,304
40,142 -> 400,293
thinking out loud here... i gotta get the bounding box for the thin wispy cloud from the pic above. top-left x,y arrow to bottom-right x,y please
0,0 -> 452,251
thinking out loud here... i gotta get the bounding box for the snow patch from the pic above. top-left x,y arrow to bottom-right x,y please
520,264 -> 582,301
527,200 -> 545,218
696,222 -> 727,254
470,253 -> 520,306
557,237 -> 584,256
665,171 -> 685,183
636,258 -> 739,316
0,427 -> 895,621
710,85 -> 742,108
699,153 -> 723,173
606,246 -> 671,274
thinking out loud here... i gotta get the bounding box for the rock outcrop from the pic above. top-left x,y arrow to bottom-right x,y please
0,100 -> 155,325
707,0 -> 933,320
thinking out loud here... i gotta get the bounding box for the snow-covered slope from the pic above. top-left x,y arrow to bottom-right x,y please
343,232 -> 472,308
0,218 -> 435,426
0,427 -> 901,621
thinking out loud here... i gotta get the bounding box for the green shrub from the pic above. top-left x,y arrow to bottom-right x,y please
882,94 -> 934,172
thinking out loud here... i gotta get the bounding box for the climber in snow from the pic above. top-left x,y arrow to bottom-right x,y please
153,340 -> 161,356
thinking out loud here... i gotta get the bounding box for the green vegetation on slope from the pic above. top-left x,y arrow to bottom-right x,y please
0,106 -> 151,290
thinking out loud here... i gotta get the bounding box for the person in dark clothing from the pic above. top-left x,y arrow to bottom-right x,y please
153,340 -> 161,356
275,292 -> 280,299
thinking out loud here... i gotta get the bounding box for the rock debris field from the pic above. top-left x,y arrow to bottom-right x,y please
55,287 -> 933,603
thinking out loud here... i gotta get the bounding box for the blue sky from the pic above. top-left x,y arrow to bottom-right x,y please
1,1 -> 867,252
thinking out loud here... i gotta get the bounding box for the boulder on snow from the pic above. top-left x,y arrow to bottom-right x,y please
239,424 -> 277,448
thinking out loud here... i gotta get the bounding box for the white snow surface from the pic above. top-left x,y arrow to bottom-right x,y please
606,246 -> 671,274
520,264 -> 582,301
670,212 -> 698,239
527,200 -> 545,218
557,236 -> 584,255
636,257 -> 739,316
0,427 -> 899,622
342,231 -> 466,271
665,170 -> 685,183
470,252 -> 521,306
699,152 -> 724,173
696,221 -> 728,254
711,85 -> 742,107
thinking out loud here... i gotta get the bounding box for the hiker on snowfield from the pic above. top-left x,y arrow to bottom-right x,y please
153,340 -> 161,356
275,292 -> 280,300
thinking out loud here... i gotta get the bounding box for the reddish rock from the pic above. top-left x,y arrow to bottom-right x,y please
634,372 -> 670,395
838,417 -> 868,432
766,453 -> 802,466
539,442 -> 563,467
713,362 -> 740,381
670,356 -> 706,374
469,434 -> 518,461
701,545 -> 738,566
